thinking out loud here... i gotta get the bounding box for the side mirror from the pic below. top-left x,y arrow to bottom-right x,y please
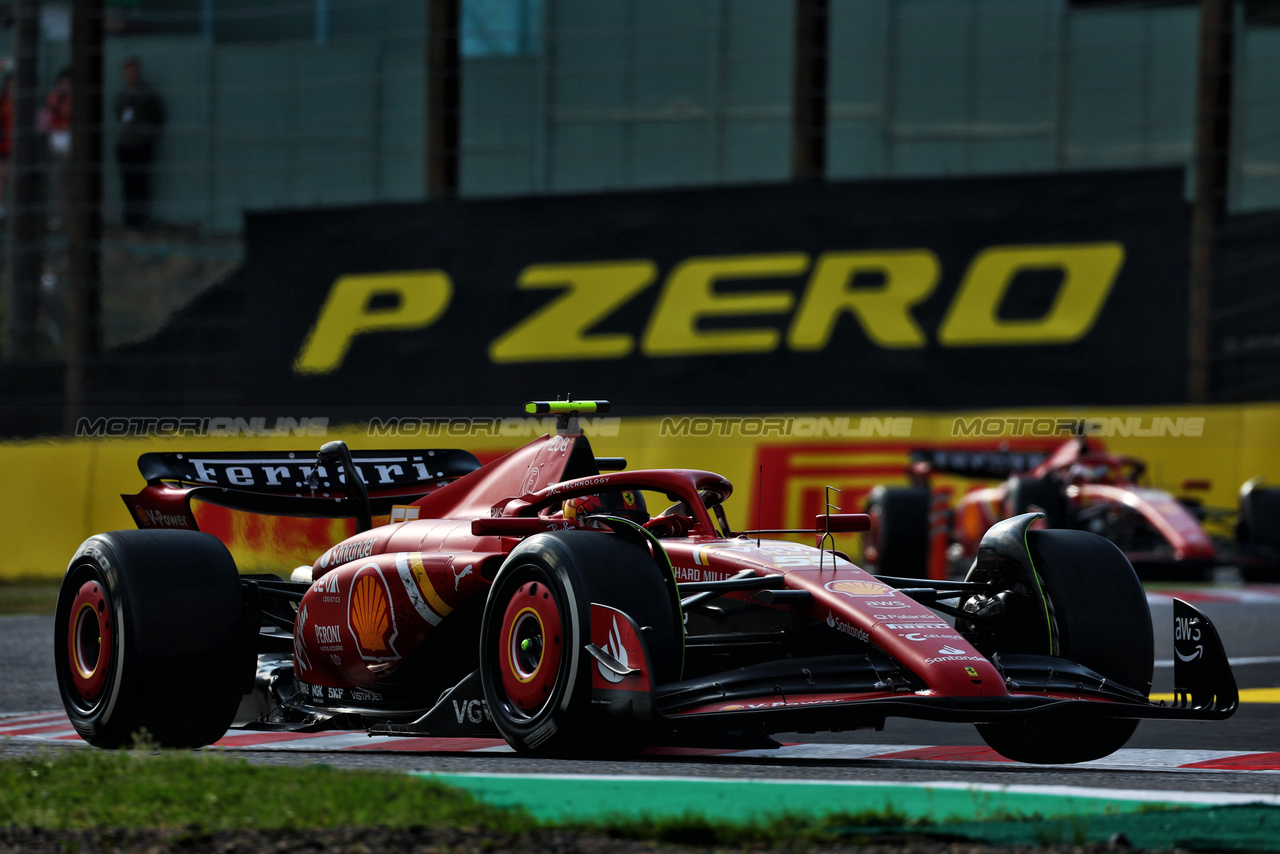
816,513 -> 871,533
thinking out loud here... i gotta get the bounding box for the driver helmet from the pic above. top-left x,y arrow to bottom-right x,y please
563,490 -> 649,524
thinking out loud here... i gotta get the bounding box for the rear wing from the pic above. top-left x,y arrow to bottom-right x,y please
138,449 -> 480,494
910,448 -> 1050,481
125,448 -> 482,531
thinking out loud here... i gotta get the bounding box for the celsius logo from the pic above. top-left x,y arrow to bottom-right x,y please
826,611 -> 870,643
903,632 -> 961,642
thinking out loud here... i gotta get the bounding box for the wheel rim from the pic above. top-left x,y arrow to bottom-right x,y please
65,579 -> 113,705
497,578 -> 562,717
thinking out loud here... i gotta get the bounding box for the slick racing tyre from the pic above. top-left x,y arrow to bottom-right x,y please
54,530 -> 254,748
1238,485 -> 1280,581
479,530 -> 680,757
963,529 -> 1153,764
1006,476 -> 1071,529
863,486 -> 930,578
1238,485 -> 1280,553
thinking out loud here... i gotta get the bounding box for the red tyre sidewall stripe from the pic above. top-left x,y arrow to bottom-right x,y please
498,580 -> 562,714
66,580 -> 112,702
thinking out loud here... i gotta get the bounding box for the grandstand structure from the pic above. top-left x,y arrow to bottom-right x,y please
0,0 -> 1273,229
0,0 -> 1276,407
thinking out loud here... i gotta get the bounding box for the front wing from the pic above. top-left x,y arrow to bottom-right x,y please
260,599 -> 1235,744
598,598 -> 1236,738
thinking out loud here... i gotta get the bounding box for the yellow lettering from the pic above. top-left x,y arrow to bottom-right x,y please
788,250 -> 939,350
293,271 -> 452,374
489,261 -> 657,362
938,243 -> 1124,347
642,253 -> 808,357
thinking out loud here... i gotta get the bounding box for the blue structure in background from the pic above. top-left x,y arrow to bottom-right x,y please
1,0 -> 1275,232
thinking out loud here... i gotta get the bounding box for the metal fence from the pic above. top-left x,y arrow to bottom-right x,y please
0,0 -> 1277,397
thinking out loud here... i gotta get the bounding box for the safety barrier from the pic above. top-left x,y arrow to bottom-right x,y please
3,403 -> 1277,580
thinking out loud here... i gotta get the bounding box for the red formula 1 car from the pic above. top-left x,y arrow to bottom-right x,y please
56,402 -> 1238,764
864,437 -> 1280,581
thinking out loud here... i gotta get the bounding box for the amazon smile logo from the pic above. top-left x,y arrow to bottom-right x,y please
1174,614 -> 1204,662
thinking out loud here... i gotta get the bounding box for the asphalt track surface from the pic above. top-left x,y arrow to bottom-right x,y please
3,591 -> 1277,796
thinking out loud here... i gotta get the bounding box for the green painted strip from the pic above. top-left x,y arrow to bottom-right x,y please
419,773 -> 1280,850
930,805 -> 1280,851
420,772 -> 1163,825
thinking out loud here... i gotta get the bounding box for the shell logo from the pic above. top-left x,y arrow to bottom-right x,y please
720,704 -> 745,711
349,566 -> 400,662
824,579 -> 892,597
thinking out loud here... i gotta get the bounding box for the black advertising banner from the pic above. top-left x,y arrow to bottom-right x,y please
1212,210 -> 1280,401
54,168 -> 1192,413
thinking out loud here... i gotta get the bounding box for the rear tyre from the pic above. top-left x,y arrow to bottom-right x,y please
964,529 -> 1152,764
1238,485 -> 1280,552
863,486 -> 930,578
1239,485 -> 1280,581
1006,476 -> 1070,529
479,530 -> 680,757
54,530 -> 253,748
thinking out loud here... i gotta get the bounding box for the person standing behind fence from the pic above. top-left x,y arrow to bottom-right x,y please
115,56 -> 165,229
0,74 -> 13,221
40,69 -> 71,231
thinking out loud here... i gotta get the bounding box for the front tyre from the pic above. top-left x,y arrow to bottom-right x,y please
479,530 -> 679,757
54,530 -> 253,748
1006,476 -> 1070,529
964,528 -> 1153,764
863,486 -> 930,578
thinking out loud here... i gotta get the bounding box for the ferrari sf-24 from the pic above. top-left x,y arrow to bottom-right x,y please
863,437 -> 1280,580
56,401 -> 1237,763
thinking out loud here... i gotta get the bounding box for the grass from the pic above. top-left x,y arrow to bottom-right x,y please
8,745 -> 1259,850
0,743 -> 931,846
0,581 -> 60,616
0,743 -> 536,833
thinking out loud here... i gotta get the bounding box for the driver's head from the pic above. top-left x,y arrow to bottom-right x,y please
563,490 -> 649,524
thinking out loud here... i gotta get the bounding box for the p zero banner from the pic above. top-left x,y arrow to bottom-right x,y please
115,168 -> 1186,410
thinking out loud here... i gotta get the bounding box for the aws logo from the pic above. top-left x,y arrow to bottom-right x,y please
292,243 -> 1125,374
